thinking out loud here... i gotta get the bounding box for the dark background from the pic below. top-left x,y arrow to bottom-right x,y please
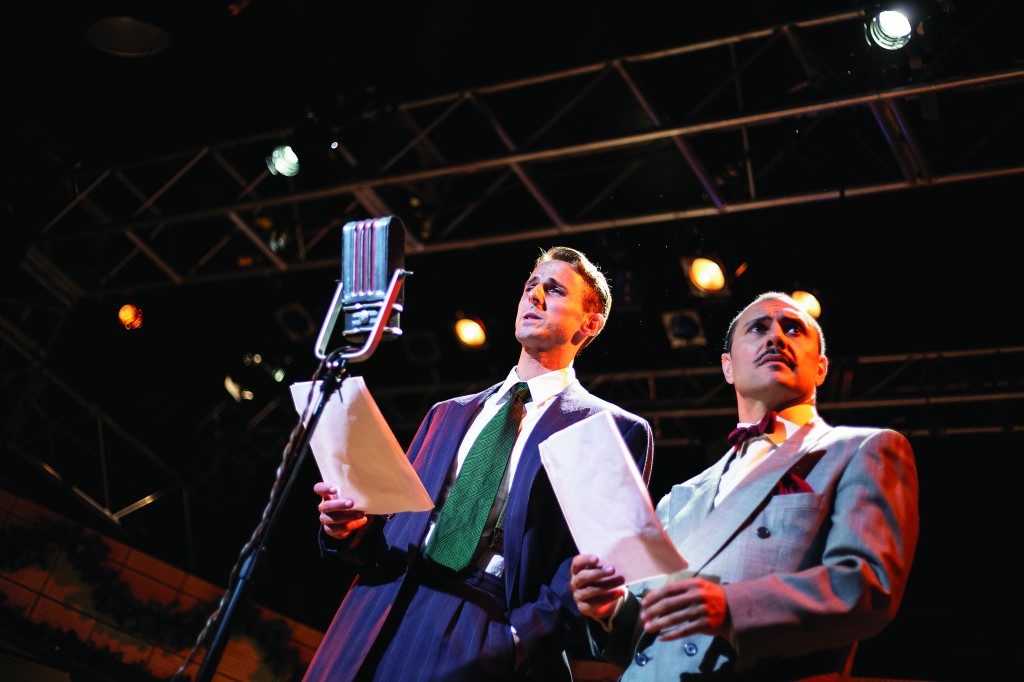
3,2 -> 1022,679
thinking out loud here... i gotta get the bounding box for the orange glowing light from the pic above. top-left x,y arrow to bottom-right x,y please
791,291 -> 822,319
688,257 -> 726,293
118,304 -> 143,330
455,318 -> 487,347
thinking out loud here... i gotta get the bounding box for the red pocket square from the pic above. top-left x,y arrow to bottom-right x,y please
774,449 -> 826,494
775,473 -> 814,495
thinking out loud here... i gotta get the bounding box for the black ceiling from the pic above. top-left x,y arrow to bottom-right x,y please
3,2 -> 1022,679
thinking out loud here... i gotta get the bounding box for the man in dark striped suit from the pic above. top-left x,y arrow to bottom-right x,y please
304,246 -> 654,681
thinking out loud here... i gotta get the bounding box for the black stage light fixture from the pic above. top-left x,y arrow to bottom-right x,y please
661,309 -> 707,349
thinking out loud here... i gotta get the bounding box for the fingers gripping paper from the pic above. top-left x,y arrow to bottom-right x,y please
539,410 -> 687,585
290,377 -> 433,515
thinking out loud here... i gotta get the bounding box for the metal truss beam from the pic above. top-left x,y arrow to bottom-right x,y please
22,9 -> 1024,300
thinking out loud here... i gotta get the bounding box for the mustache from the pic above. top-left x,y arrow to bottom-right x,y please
757,349 -> 794,366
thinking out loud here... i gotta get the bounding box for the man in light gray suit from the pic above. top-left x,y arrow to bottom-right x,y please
569,291 -> 919,681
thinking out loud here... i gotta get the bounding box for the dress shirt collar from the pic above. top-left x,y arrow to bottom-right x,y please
499,365 -> 576,407
735,404 -> 818,447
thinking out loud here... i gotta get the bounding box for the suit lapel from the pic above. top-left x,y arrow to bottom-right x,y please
663,452 -> 730,550
390,385 -> 499,548
419,386 -> 499,496
678,419 -> 832,574
507,383 -> 591,499
503,383 -> 592,590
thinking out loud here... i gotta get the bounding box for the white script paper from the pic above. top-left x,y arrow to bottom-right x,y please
290,377 -> 433,515
539,410 -> 687,585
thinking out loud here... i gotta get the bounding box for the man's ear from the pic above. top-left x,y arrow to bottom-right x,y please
582,312 -> 605,339
815,354 -> 829,387
721,353 -> 735,385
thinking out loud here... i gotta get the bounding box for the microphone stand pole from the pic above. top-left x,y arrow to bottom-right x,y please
193,268 -> 408,682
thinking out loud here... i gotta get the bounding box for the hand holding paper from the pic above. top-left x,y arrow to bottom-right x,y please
539,410 -> 686,585
290,377 -> 433,515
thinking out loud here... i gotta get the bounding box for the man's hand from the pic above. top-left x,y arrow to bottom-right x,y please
512,630 -> 525,669
639,576 -> 730,641
314,481 -> 369,540
569,554 -> 627,621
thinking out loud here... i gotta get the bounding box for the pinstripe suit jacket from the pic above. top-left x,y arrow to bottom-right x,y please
593,418 -> 919,681
304,379 -> 653,681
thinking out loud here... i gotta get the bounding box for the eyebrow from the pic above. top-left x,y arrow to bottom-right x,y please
743,314 -> 768,332
745,312 -> 808,332
525,275 -> 565,289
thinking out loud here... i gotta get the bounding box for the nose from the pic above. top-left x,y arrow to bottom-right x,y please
766,321 -> 788,348
527,284 -> 544,306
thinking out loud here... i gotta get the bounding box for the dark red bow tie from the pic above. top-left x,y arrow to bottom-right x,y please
728,411 -> 777,450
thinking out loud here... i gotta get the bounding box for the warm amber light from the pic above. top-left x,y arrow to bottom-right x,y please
689,257 -> 726,293
454,318 -> 487,347
117,304 -> 143,330
791,290 -> 822,319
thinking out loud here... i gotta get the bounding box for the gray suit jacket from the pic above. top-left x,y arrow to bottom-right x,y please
593,418 -> 919,681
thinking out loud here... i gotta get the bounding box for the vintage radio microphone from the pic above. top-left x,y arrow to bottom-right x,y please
187,216 -> 410,682
315,215 -> 409,361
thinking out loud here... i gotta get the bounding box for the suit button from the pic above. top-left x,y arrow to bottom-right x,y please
755,526 -> 771,538
635,652 -> 649,666
684,642 -> 698,656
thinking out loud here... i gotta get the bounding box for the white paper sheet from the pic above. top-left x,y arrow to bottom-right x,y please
290,377 -> 434,515
539,410 -> 687,585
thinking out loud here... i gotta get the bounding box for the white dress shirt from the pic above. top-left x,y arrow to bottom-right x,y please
424,366 -> 576,575
714,404 -> 818,507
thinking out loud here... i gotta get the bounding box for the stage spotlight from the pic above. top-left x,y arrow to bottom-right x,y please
266,144 -> 300,177
661,309 -> 707,349
866,7 -> 913,50
454,315 -> 487,348
266,110 -> 339,180
223,375 -> 253,403
791,290 -> 822,319
117,303 -> 143,330
681,256 -> 729,297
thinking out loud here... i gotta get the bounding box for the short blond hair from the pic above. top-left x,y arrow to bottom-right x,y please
534,246 -> 611,318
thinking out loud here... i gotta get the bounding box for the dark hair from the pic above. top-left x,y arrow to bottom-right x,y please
535,246 -> 612,318
722,291 -> 826,355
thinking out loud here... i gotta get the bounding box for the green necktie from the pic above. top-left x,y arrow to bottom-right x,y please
425,382 -> 531,571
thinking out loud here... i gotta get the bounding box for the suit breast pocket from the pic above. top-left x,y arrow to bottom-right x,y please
754,493 -> 830,572
765,491 -> 824,511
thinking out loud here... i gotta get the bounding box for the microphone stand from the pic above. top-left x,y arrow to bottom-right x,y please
186,268 -> 409,682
